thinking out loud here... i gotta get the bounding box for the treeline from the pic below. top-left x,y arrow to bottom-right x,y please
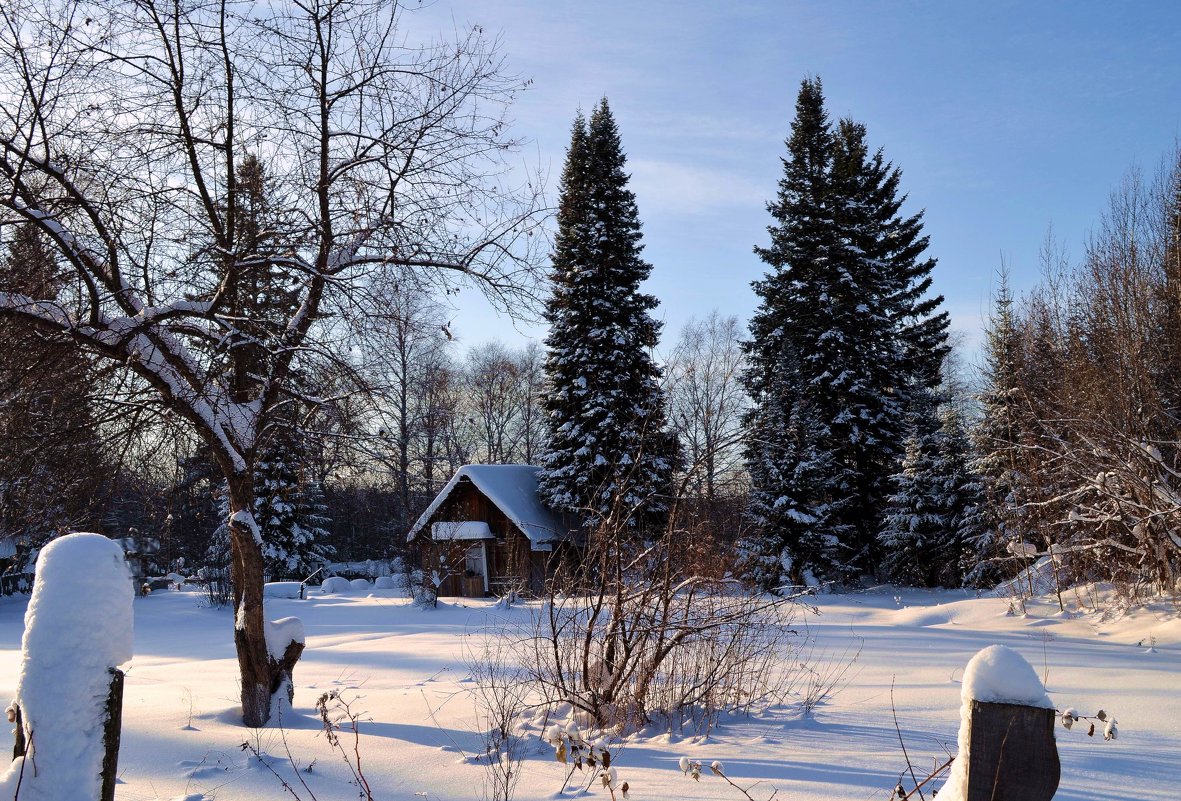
3,75 -> 1178,599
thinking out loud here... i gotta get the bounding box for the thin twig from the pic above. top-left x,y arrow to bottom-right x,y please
891,678 -> 925,801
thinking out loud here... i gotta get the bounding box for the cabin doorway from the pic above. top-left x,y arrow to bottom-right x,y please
462,542 -> 489,597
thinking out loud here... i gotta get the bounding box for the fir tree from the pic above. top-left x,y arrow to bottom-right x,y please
539,100 -> 675,531
965,273 -> 1027,587
744,78 -> 948,582
879,391 -> 981,587
0,223 -> 105,557
743,344 -> 847,589
253,426 -> 334,579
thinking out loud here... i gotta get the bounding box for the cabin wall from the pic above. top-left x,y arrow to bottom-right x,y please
413,479 -> 583,600
416,478 -> 555,598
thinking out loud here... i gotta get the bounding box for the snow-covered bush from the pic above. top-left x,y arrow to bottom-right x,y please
0,533 -> 133,800
320,576 -> 352,594
264,581 -> 304,599
349,578 -> 371,592
374,576 -> 397,590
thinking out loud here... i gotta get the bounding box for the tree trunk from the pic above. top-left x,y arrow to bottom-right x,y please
226,474 -> 294,728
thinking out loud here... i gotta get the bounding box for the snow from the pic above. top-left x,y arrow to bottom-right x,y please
349,578 -> 371,591
263,617 -> 304,661
230,510 -> 264,545
0,533 -> 133,800
431,521 -> 495,540
374,576 -> 398,589
960,644 -> 1053,708
0,584 -> 1172,800
407,464 -> 570,550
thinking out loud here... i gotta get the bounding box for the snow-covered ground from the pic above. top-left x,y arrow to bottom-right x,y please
0,584 -> 1175,800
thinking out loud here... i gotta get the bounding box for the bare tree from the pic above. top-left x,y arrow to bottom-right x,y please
0,0 -> 543,725
464,341 -> 526,464
664,311 -> 748,508
357,283 -> 454,532
514,341 -> 546,464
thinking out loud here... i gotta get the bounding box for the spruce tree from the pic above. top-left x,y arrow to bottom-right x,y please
0,223 -> 105,556
539,100 -> 674,530
965,273 -> 1027,587
880,391 -> 980,587
743,344 -> 846,588
743,79 -> 948,584
253,426 -> 334,579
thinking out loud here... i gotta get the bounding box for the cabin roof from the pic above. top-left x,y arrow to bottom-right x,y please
406,465 -> 571,550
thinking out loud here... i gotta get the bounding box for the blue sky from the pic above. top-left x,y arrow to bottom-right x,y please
416,1 -> 1181,360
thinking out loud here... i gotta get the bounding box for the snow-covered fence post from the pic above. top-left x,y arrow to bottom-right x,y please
938,645 -> 1059,801
0,533 -> 133,801
100,668 -> 125,801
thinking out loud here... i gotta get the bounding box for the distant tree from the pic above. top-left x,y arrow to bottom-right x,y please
665,311 -> 748,508
253,424 -> 334,580
539,100 -> 675,530
965,272 -> 1027,587
465,342 -> 524,464
513,342 -> 546,465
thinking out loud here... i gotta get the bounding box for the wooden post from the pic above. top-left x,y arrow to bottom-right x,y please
965,701 -> 1060,801
100,668 -> 125,801
10,704 -> 24,760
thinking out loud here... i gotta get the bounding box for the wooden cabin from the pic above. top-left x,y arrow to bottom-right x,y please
406,465 -> 579,598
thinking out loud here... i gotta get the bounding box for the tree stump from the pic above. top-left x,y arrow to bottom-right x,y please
965,700 -> 1060,801
270,639 -> 305,705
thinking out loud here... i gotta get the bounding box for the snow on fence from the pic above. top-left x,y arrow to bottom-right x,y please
934,645 -> 1060,801
0,533 -> 133,801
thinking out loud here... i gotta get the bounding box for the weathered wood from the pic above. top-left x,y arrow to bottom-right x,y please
100,668 -> 125,801
966,701 -> 1059,801
10,703 -> 24,760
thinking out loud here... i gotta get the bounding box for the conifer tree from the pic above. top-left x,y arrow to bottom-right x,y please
253,426 -> 334,579
743,345 -> 846,588
0,224 -> 105,555
965,273 -> 1027,586
743,78 -> 948,584
539,100 -> 674,530
880,391 -> 980,587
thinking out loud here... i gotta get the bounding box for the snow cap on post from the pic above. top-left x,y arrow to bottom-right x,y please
960,644 -> 1053,709
0,533 -> 133,800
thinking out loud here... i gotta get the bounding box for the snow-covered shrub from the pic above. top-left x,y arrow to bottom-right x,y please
374,576 -> 397,590
264,581 -> 304,599
0,533 -> 133,800
349,578 -> 371,592
320,576 -> 352,594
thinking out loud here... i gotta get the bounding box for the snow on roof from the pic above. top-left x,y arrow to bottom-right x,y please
432,521 -> 495,540
407,465 -> 571,551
